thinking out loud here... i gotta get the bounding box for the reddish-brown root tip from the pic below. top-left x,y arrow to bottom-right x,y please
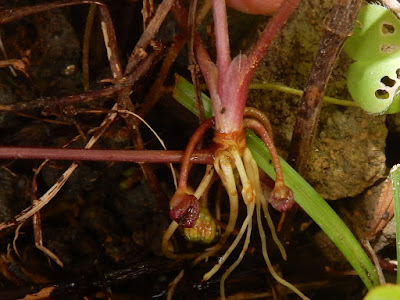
269,181 -> 295,212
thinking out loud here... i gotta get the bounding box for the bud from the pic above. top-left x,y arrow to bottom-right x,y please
183,207 -> 216,244
269,181 -> 295,212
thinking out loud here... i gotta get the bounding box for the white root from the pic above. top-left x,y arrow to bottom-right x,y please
203,148 -> 256,295
256,189 -> 310,300
246,148 -> 287,261
167,270 -> 185,300
194,165 -> 214,199
231,147 -> 254,204
193,153 -> 239,265
220,203 -> 253,298
203,202 -> 254,281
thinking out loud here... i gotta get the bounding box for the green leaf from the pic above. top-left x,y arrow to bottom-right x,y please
363,284 -> 400,300
172,74 -> 380,289
173,74 -> 214,119
346,54 -> 400,114
344,4 -> 400,61
343,4 -> 400,114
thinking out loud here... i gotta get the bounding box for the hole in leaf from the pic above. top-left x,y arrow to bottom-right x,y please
380,44 -> 399,53
375,89 -> 390,99
396,69 -> 400,79
382,23 -> 395,34
381,76 -> 396,87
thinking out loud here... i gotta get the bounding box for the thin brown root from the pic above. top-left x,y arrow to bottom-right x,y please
35,244 -> 64,268
82,3 -> 97,91
277,212 -> 286,232
361,239 -> 386,285
12,222 -> 24,259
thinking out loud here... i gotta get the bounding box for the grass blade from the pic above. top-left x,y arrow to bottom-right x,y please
173,75 -> 214,119
246,131 -> 379,289
390,164 -> 400,284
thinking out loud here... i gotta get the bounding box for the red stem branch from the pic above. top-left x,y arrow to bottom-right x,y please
178,118 -> 215,188
242,0 -> 301,85
243,118 -> 283,182
0,147 -> 214,164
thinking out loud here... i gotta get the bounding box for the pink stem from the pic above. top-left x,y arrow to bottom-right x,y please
178,118 -> 215,188
243,118 -> 283,182
0,147 -> 214,164
212,0 -> 231,91
242,0 -> 301,85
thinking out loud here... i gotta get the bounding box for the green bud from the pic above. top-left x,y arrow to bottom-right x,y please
183,206 -> 216,244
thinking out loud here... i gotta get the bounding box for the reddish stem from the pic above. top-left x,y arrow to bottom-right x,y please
219,0 -> 300,133
178,118 -> 215,189
243,118 -> 282,182
213,0 -> 231,90
0,147 -> 214,164
244,118 -> 294,212
243,0 -> 301,82
244,107 -> 274,140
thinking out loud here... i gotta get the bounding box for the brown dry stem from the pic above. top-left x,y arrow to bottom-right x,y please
288,0 -> 363,175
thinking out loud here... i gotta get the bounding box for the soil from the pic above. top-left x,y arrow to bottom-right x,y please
0,0 -> 397,299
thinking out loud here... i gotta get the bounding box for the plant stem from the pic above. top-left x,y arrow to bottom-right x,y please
178,118 -> 215,188
288,0 -> 363,175
243,118 -> 282,182
243,0 -> 301,84
212,0 -> 231,91
0,147 -> 214,164
223,0 -> 301,133
249,83 -> 358,107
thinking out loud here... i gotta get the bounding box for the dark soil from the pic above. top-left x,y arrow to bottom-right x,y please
0,1 -> 397,299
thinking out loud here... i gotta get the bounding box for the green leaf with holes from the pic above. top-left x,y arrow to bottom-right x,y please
344,4 -> 400,61
347,52 -> 400,114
